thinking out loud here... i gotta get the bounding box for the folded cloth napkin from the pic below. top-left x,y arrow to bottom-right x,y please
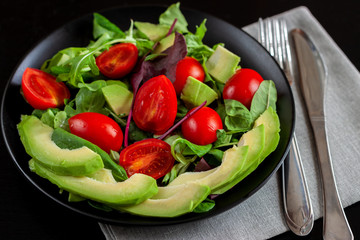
99,6 -> 360,240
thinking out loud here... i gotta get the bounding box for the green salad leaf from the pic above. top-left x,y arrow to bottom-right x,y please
159,2 -> 188,33
250,80 -> 277,120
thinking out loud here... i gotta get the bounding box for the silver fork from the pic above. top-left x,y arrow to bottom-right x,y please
258,18 -> 314,236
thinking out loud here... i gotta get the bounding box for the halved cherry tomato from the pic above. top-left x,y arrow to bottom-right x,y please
68,112 -> 123,153
21,68 -> 70,110
133,75 -> 177,135
223,68 -> 264,109
181,106 -> 223,145
119,138 -> 175,179
96,43 -> 138,79
174,56 -> 205,95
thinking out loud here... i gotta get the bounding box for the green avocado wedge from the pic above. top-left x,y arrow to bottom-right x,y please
29,160 -> 158,205
51,127 -> 128,181
168,144 -> 250,191
115,183 -> 210,217
18,115 -> 103,176
212,107 -> 280,194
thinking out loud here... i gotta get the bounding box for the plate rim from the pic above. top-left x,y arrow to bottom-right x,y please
1,4 -> 294,226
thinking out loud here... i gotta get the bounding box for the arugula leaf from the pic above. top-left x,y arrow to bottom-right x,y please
162,162 -> 190,185
184,19 -> 216,62
93,13 -> 126,39
170,136 -> 212,165
159,2 -> 188,33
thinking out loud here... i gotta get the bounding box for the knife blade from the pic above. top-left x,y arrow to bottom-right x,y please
291,28 -> 353,240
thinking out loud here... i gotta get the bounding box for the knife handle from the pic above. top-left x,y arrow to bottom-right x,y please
282,133 -> 314,235
311,119 -> 353,240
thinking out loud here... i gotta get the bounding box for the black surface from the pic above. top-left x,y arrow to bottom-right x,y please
1,0 -> 359,239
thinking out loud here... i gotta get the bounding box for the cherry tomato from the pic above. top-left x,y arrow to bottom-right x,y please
96,43 -> 138,79
181,106 -> 223,145
222,68 -> 264,109
68,112 -> 123,153
21,68 -> 70,110
119,138 -> 175,179
133,75 -> 177,135
174,56 -> 205,95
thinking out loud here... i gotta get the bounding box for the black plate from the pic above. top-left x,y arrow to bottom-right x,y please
1,5 -> 294,225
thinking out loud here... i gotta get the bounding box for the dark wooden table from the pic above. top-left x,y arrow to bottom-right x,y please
1,0 -> 359,239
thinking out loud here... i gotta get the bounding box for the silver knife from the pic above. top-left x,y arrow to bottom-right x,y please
291,28 -> 353,240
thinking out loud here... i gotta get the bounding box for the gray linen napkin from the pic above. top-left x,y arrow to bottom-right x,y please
99,6 -> 360,240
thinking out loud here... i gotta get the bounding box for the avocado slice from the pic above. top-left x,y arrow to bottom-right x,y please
205,45 -> 240,83
51,127 -> 128,182
29,159 -> 158,205
253,106 -> 280,163
115,183 -> 210,217
180,76 -> 218,108
134,21 -> 170,42
168,144 -> 250,191
102,84 -> 133,116
68,168 -> 117,202
18,115 -> 103,176
212,107 -> 280,194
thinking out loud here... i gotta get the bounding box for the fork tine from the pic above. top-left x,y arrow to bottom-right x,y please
259,17 -> 293,85
280,18 -> 293,85
273,18 -> 283,68
258,18 -> 266,47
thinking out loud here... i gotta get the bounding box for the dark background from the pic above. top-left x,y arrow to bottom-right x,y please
1,0 -> 359,239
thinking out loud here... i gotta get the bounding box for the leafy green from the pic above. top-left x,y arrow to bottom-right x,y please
193,198 -> 215,213
169,136 -> 212,165
64,80 -> 107,117
159,2 -> 188,33
32,108 -> 69,130
250,80 -> 277,120
162,162 -> 191,185
204,149 -> 224,167
184,19 -> 218,62
224,99 -> 253,133
213,129 -> 233,148
93,13 -> 126,39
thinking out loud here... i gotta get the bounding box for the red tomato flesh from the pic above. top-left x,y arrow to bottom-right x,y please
133,75 -> 177,135
223,68 -> 264,109
68,112 -> 123,153
119,138 -> 175,179
174,56 -> 205,95
96,43 -> 138,79
181,106 -> 223,145
21,68 -> 70,110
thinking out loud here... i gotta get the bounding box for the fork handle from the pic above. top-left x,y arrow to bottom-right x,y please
310,119 -> 353,240
282,133 -> 314,235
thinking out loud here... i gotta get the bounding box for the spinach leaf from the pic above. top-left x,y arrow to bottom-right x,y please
250,80 -> 277,120
213,129 -> 233,148
159,2 -> 188,33
224,99 -> 253,133
65,80 -> 107,117
204,149 -> 224,167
